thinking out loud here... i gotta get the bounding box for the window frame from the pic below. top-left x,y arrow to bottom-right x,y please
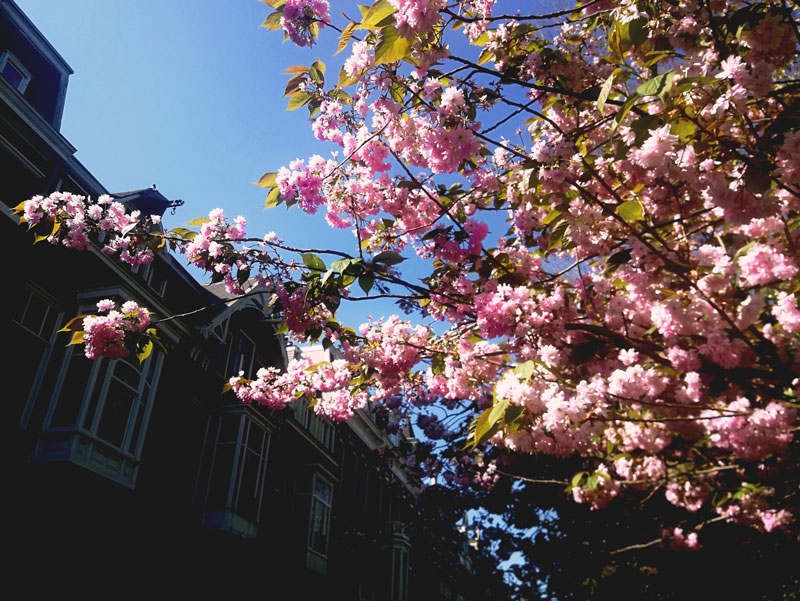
196,408 -> 272,539
0,50 -> 32,94
32,296 -> 164,488
11,284 -> 64,428
307,472 -> 334,558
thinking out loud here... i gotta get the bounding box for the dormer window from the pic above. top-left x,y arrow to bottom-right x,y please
0,50 -> 31,93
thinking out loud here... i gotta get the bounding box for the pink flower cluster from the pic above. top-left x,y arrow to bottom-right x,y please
183,208 -> 250,294
276,156 -> 337,214
229,356 -> 367,421
82,299 -> 151,360
281,0 -> 329,47
388,0 -> 446,37
19,192 -> 156,266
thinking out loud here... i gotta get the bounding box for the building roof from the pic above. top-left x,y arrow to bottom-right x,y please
112,185 -> 174,217
1,0 -> 73,75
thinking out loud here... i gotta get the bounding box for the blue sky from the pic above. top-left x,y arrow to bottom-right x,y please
18,0 -> 341,237
17,0 -> 385,323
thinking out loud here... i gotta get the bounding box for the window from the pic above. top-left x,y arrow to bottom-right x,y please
34,343 -> 163,487
293,394 -> 336,451
218,331 -> 257,379
0,50 -> 31,93
7,286 -> 62,425
140,260 -> 168,297
196,409 -> 271,539
308,473 -> 333,557
390,522 -> 411,601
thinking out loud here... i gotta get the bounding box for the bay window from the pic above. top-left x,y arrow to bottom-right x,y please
34,344 -> 163,488
196,409 -> 271,539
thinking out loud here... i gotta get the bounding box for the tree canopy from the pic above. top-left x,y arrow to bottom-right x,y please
17,0 -> 800,596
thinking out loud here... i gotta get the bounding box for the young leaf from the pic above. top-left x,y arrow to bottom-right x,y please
265,187 -> 282,209
617,200 -> 644,222
488,397 -> 510,428
374,25 -> 411,65
335,21 -> 357,55
260,11 -> 283,30
67,331 -> 86,346
338,66 -> 359,88
186,217 -> 211,226
254,172 -> 277,188
309,60 -> 325,85
597,68 -> 621,115
137,339 -> 153,364
283,65 -> 310,74
637,70 -> 675,97
287,91 -> 312,111
359,0 -> 396,30
609,92 -> 639,135
59,315 -> 89,333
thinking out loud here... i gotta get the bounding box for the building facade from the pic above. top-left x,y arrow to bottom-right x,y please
0,1 -> 492,597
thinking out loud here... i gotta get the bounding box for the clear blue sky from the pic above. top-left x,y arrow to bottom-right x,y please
17,0 -> 385,322
18,0 -> 344,241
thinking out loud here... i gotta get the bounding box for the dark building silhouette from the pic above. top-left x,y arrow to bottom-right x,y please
0,1 -> 494,597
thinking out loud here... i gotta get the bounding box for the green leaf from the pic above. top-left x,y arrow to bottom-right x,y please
359,0 -> 396,30
673,75 -> 719,94
637,70 -> 675,97
586,474 -> 599,491
261,0 -> 285,8
260,11 -> 283,30
330,258 -> 354,273
338,66 -> 359,88
136,339 -> 153,364
336,21 -> 357,55
309,60 -> 325,85
254,172 -> 277,188
671,119 -> 697,142
373,251 -> 406,265
619,17 -> 648,48
513,360 -> 536,382
311,59 -> 326,75
265,187 -> 282,209
59,315 -> 88,333
617,200 -> 644,222
169,227 -> 196,240
542,208 -> 564,226
472,407 -> 501,447
570,471 -> 587,489
431,353 -> 445,375
66,331 -> 85,346
609,92 -> 639,135
374,25 -> 411,65
186,217 -> 211,226
358,275 -> 374,294
488,397 -> 510,428
147,329 -> 168,355
287,91 -> 312,111
302,253 -> 327,271
597,68 -> 620,115
470,31 -> 490,46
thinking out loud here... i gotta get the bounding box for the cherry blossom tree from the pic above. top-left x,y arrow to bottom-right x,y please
17,0 -> 800,569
